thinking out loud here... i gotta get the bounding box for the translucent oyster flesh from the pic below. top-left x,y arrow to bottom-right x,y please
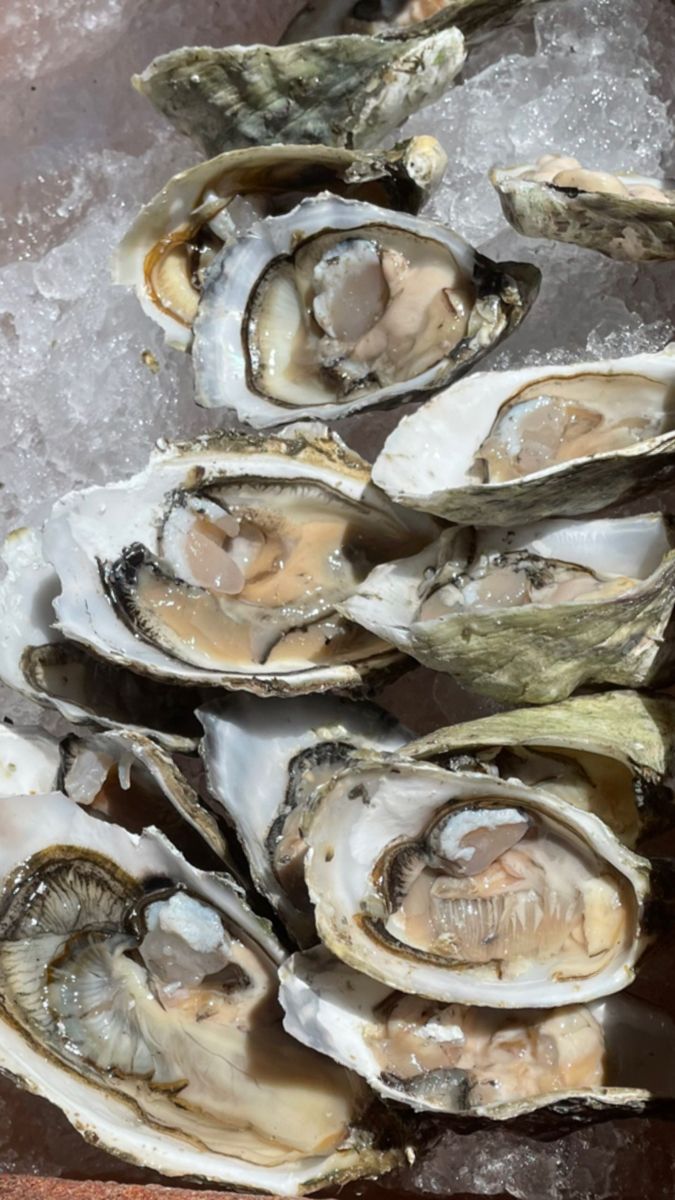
133,26 -> 466,159
113,137 -> 448,351
0,791 -> 398,1193
303,758 -> 649,1006
198,694 -> 410,947
490,154 -> 675,261
404,690 -> 675,850
280,948 -> 675,1118
341,514 -> 675,705
41,428 -> 434,694
193,195 -> 540,425
371,351 -> 675,525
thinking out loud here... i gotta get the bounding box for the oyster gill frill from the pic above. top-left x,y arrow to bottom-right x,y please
193,194 -> 540,425
41,428 -> 434,694
0,792 -> 397,1192
133,25 -> 466,159
0,526 -> 203,750
282,0 -> 553,44
113,137 -> 448,351
371,350 -> 675,525
303,755 -> 649,1006
490,155 -> 675,262
404,690 -> 675,850
280,947 -> 675,1119
341,514 -> 675,705
198,695 -> 410,947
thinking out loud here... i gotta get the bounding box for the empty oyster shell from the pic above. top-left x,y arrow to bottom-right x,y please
303,755 -> 650,1006
372,350 -> 675,525
0,526 -> 203,750
404,690 -> 675,849
198,694 -> 410,946
193,194 -> 540,425
280,947 -> 675,1119
342,514 -> 675,705
133,25 -> 466,159
113,137 -> 448,351
0,790 -> 398,1192
41,428 -> 434,695
491,155 -> 675,261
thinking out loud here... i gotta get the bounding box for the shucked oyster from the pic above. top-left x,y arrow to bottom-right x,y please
281,947 -> 675,1119
303,756 -> 650,1006
405,690 -> 675,850
491,154 -> 675,261
193,195 -> 540,425
114,137 -> 448,351
134,25 -> 466,159
41,428 -> 434,695
199,694 -> 410,946
0,527 -> 203,750
282,0 -> 552,44
372,350 -> 675,525
342,514 -> 675,705
0,791 -> 397,1192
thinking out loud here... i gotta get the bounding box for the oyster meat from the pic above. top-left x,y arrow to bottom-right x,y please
41,428 -> 434,695
193,194 -> 540,424
199,694 -> 410,946
371,350 -> 675,525
342,514 -> 675,705
133,25 -> 466,159
0,790 -> 398,1193
303,756 -> 650,1006
113,137 -> 448,351
491,154 -> 675,261
280,947 -> 675,1118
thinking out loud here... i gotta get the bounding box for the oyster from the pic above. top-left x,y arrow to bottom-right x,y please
133,25 -> 466,159
282,0 -> 552,44
0,724 -> 60,797
0,791 -> 398,1192
198,694 -> 410,946
0,526 -> 204,750
404,690 -> 675,849
280,947 -> 675,1118
342,514 -> 675,705
490,155 -> 675,261
193,195 -> 540,424
303,755 -> 650,1006
371,350 -> 675,525
41,428 -> 434,694
113,137 -> 448,351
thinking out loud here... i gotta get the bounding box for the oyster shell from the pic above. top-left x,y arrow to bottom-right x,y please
0,790 -> 398,1192
193,194 -> 540,424
198,694 -> 410,946
41,428 -> 434,695
372,350 -> 675,525
303,755 -> 650,1006
490,155 -> 675,261
280,947 -> 675,1118
342,514 -> 675,705
0,724 -> 60,797
0,526 -> 204,750
404,690 -> 675,849
133,25 -> 466,159
282,0 -> 552,44
113,137 -> 448,351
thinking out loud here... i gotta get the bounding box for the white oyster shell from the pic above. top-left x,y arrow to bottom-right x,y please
0,724 -> 60,796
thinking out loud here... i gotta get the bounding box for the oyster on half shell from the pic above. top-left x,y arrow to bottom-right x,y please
405,690 -> 675,850
198,694 -> 410,947
303,755 -> 650,1007
342,514 -> 675,705
193,194 -> 540,425
113,137 -> 448,351
41,428 -> 434,695
0,791 -> 398,1193
282,0 -> 552,44
133,24 -> 466,159
491,155 -> 675,261
280,947 -> 675,1119
372,350 -> 675,525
